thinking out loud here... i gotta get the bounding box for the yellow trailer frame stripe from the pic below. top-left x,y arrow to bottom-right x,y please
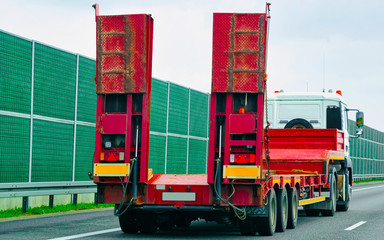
272,179 -> 280,184
329,156 -> 344,160
94,163 -> 130,177
223,165 -> 261,179
299,196 -> 326,206
283,179 -> 291,184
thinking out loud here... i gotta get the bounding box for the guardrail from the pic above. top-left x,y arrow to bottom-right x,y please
0,181 -> 97,212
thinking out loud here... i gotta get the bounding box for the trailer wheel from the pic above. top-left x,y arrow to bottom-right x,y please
118,210 -> 138,234
175,215 -> 191,228
287,187 -> 298,229
321,172 -> 337,216
158,222 -> 174,231
138,211 -> 157,234
276,188 -> 288,232
239,217 -> 257,236
257,189 -> 277,236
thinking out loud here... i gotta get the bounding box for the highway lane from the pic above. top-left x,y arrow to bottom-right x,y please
1,181 -> 384,240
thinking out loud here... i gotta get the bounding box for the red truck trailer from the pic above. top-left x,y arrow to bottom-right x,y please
91,4 -> 356,236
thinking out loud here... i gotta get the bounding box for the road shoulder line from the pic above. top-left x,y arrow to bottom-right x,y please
47,228 -> 121,240
345,221 -> 367,231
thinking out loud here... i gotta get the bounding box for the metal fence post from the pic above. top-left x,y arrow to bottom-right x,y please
22,196 -> 29,213
94,192 -> 98,206
28,40 -> 35,183
49,195 -> 54,208
164,82 -> 170,173
205,94 -> 210,173
72,54 -> 80,182
72,194 -> 78,206
186,89 -> 191,174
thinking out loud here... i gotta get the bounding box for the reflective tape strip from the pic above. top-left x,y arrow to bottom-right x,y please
94,163 -> 130,177
299,196 -> 326,206
223,165 -> 261,179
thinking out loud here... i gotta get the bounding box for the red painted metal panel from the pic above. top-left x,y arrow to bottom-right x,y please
96,14 -> 153,93
212,13 -> 267,93
101,114 -> 127,133
94,12 -> 153,185
267,129 -> 344,150
229,114 -> 256,134
208,12 -> 268,184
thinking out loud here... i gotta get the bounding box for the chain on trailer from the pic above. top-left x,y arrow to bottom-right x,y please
264,2 -> 272,184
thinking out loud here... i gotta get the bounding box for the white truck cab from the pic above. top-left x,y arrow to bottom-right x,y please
266,90 -> 364,173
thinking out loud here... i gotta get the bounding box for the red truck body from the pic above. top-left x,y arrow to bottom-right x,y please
92,4 -> 351,236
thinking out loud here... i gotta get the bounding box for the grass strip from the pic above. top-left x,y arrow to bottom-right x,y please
0,203 -> 114,219
353,179 -> 384,184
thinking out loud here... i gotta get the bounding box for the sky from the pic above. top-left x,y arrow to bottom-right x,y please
1,0 -> 383,132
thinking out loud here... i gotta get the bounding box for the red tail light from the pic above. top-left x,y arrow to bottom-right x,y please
230,154 -> 255,164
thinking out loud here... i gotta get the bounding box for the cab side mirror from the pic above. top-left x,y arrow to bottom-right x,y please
356,111 -> 364,136
356,111 -> 364,127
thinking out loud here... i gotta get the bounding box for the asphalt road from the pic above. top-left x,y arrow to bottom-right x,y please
1,181 -> 384,240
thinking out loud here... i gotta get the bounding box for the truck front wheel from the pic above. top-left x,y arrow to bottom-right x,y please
337,169 -> 351,211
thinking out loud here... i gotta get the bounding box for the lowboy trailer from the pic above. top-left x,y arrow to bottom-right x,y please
91,3 -> 359,236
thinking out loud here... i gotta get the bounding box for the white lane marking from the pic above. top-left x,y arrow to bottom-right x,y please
353,185 -> 384,192
345,221 -> 367,231
47,228 -> 121,240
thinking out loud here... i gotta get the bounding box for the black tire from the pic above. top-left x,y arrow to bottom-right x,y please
284,118 -> 313,129
337,170 -> 351,212
158,222 -> 174,231
322,172 -> 337,217
239,217 -> 257,236
336,200 -> 350,211
304,209 -> 320,217
118,209 -> 138,234
276,188 -> 288,232
175,215 -> 191,228
287,187 -> 298,229
257,189 -> 277,236
137,211 -> 157,234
